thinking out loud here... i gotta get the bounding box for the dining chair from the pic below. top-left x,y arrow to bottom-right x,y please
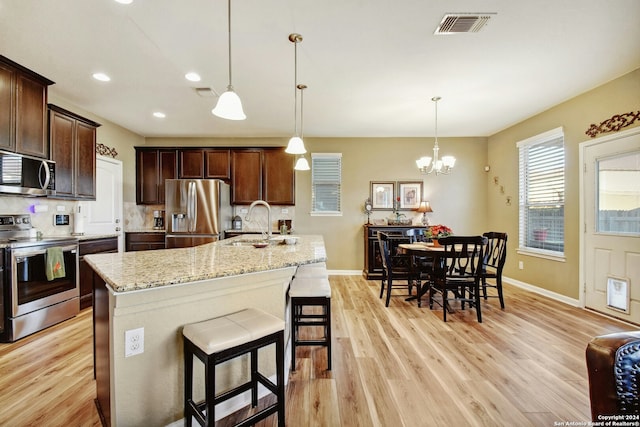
377,231 -> 413,307
481,232 -> 508,308
428,235 -> 488,322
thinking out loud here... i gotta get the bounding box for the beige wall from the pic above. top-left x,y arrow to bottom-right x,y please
487,68 -> 640,299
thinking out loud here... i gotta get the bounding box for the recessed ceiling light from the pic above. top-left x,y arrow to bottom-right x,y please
153,112 -> 166,118
92,73 -> 111,82
185,72 -> 201,82
114,0 -> 133,4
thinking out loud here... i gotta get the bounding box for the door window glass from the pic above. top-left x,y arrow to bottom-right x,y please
597,151 -> 640,235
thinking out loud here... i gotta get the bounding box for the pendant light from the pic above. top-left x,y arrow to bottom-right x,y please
286,33 -> 307,155
416,97 -> 456,175
294,84 -> 310,170
212,0 -> 246,120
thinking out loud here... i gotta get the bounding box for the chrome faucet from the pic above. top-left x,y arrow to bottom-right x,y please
246,200 -> 272,240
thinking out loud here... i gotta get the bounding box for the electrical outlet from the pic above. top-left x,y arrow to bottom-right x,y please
125,327 -> 144,357
518,261 -> 524,270
240,208 -> 248,214
281,208 -> 288,214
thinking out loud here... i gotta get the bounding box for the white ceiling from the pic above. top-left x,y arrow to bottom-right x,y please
1,0 -> 639,139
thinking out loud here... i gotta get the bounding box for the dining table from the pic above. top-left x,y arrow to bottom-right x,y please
397,241 -> 445,307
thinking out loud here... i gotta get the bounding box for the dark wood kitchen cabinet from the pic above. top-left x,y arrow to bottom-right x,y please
231,149 -> 262,204
49,104 -> 101,200
231,148 -> 295,205
263,149 -> 295,205
178,148 -> 230,180
136,148 -> 177,204
0,55 -> 54,158
79,237 -> 118,309
125,232 -> 166,251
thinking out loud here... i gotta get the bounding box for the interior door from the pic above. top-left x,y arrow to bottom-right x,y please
84,156 -> 124,252
583,128 -> 640,324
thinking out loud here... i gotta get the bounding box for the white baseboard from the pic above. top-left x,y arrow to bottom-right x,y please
502,275 -> 580,307
327,269 -> 362,275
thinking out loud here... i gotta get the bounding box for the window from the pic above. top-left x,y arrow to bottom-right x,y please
518,127 -> 565,256
311,153 -> 342,215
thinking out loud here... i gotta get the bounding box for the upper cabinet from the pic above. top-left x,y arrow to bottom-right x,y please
262,149 -> 295,205
136,146 -> 294,205
48,104 -> 101,200
231,149 -> 262,204
0,56 -> 54,158
136,148 -> 177,205
178,149 -> 230,180
231,148 -> 295,205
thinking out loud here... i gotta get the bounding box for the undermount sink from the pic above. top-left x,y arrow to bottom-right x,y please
224,238 -> 274,247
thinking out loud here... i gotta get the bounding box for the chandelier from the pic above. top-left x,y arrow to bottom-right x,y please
416,97 -> 455,175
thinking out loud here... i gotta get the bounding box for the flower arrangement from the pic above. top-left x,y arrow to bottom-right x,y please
426,224 -> 453,239
392,196 -> 405,221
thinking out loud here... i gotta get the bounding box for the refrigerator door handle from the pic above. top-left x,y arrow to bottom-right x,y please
189,181 -> 198,233
187,181 -> 194,232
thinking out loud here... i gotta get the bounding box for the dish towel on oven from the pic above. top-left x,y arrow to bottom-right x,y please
46,247 -> 66,281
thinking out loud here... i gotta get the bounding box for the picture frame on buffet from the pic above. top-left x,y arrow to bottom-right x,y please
370,181 -> 395,210
398,181 -> 423,210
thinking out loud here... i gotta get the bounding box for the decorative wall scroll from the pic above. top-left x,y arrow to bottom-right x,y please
96,143 -> 118,158
585,111 -> 640,138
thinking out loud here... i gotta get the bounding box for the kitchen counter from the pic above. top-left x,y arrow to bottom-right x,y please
75,233 -> 119,241
87,234 -> 326,426
86,234 -> 325,292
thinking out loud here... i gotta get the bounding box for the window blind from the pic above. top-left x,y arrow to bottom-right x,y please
311,153 -> 342,214
518,127 -> 565,254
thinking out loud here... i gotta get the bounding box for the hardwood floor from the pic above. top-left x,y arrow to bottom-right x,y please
0,276 -> 634,426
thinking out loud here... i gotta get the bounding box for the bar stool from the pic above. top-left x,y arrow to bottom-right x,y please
182,308 -> 285,427
294,262 -> 329,279
289,273 -> 332,371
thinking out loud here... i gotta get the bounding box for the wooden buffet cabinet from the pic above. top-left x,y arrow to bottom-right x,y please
363,224 -> 426,280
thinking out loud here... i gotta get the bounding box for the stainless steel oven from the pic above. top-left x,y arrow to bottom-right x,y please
1,214 -> 79,342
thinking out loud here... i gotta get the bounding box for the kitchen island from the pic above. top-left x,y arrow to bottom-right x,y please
85,234 -> 326,427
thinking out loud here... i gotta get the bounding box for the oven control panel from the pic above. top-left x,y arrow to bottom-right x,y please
0,215 -> 31,230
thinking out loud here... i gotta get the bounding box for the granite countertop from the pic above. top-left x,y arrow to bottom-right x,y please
84,234 -> 326,293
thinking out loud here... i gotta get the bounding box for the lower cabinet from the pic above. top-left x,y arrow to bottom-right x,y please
79,237 -> 118,309
125,232 -> 166,251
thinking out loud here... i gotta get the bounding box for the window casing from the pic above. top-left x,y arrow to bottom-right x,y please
311,153 -> 342,215
518,127 -> 565,257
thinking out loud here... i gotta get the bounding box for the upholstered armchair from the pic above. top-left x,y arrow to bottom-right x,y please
585,331 -> 640,419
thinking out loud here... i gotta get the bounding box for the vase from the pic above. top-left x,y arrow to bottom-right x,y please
432,239 -> 441,247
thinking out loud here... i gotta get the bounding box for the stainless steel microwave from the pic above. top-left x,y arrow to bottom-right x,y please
0,150 -> 55,196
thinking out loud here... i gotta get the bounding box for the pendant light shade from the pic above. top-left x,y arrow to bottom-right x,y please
212,85 -> 246,120
294,156 -> 310,170
285,33 -> 306,155
212,0 -> 246,120
286,136 -> 306,154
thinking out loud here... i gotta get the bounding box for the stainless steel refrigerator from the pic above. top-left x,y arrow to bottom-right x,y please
165,179 -> 232,248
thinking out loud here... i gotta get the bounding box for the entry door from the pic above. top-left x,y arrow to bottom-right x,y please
583,128 -> 640,324
84,155 -> 124,252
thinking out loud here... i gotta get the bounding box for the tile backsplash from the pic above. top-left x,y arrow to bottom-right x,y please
1,195 -> 296,235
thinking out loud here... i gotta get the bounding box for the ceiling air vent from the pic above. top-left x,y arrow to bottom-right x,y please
434,13 -> 495,34
195,87 -> 217,98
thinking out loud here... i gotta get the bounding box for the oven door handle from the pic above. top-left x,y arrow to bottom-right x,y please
13,246 -> 77,260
